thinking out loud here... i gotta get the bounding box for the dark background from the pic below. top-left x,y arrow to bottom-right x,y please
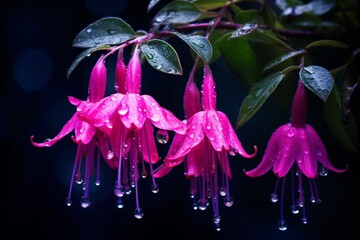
1,0 -> 359,239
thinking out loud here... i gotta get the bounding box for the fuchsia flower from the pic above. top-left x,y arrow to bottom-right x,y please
78,45 -> 187,218
31,56 -> 115,208
245,79 -> 346,230
155,65 -> 257,230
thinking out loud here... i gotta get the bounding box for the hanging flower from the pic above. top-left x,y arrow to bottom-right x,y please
30,56 -> 115,208
155,65 -> 257,231
244,79 -> 347,231
78,45 -> 187,218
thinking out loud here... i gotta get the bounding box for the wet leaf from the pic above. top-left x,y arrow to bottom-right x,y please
283,0 -> 335,16
234,9 -> 260,24
141,39 -> 182,75
324,84 -> 359,154
305,39 -> 349,50
299,65 -> 334,102
148,0 -> 162,12
262,50 -> 305,73
192,0 -> 232,10
244,29 -> 293,51
230,22 -> 258,38
72,17 -> 136,48
236,72 -> 286,128
67,45 -> 111,79
173,32 -> 212,63
153,1 -> 201,24
219,33 -> 259,86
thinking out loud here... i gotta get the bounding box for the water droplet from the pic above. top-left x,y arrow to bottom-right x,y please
107,29 -> 117,35
192,202 -> 198,210
219,187 -> 227,196
66,198 -> 72,206
215,223 -> 221,231
206,123 -> 211,130
114,186 -> 124,197
95,180 -> 100,186
291,204 -> 299,214
134,208 -> 144,219
118,103 -> 129,115
86,28 -> 92,33
156,64 -> 162,70
151,184 -> 159,193
319,166 -> 328,177
75,173 -> 83,184
151,112 -> 161,122
80,196 -> 91,208
287,128 -> 295,137
141,171 -> 147,178
228,148 -> 236,156
197,199 -> 208,210
80,126 -> 85,133
213,215 -> 221,224
297,199 -> 304,208
116,198 -> 124,208
270,193 -> 278,203
224,197 -> 234,207
310,196 -> 316,203
107,151 -> 114,160
301,217 -> 307,224
277,220 -> 287,231
125,186 -> 132,195
156,129 -> 169,144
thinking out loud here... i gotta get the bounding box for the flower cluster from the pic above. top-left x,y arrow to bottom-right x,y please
244,80 -> 346,230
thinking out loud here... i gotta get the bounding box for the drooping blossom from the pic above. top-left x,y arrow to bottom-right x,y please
78,45 -> 187,218
244,79 -> 346,231
155,65 -> 257,230
31,56 -> 114,208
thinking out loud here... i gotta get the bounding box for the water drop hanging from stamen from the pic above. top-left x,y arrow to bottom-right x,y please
219,187 -> 227,197
270,193 -> 278,203
80,196 -> 91,208
319,165 -> 328,177
66,198 -> 72,207
291,204 -> 300,214
197,199 -> 208,210
156,129 -> 169,144
301,217 -> 308,224
224,197 -> 234,207
75,173 -> 83,184
116,198 -> 124,209
215,223 -> 221,231
151,184 -> 159,193
134,208 -> 144,219
213,215 -> 221,224
114,185 -> 125,197
277,220 -> 288,231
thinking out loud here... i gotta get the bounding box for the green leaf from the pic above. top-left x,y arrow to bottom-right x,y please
234,9 -> 260,24
244,29 -> 293,51
299,65 -> 334,102
141,39 -> 182,75
262,50 -> 305,72
172,32 -> 212,63
305,40 -> 349,50
236,72 -> 286,128
219,33 -> 259,86
192,0 -> 233,10
72,17 -> 136,48
324,84 -> 359,154
275,0 -> 303,10
292,0 -> 335,15
153,1 -> 202,24
66,45 -> 111,79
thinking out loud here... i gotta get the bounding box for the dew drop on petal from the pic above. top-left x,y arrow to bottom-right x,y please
107,151 -> 114,160
156,129 -> 169,144
118,103 -> 129,115
287,128 -> 295,137
277,220 -> 287,231
224,197 -> 234,207
151,112 -> 161,122
228,148 -> 236,156
80,197 -> 91,208
270,193 -> 278,203
134,208 -> 144,219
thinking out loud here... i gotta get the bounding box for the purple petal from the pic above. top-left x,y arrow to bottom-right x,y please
295,127 -> 318,178
218,111 -> 257,158
185,143 -> 204,177
30,113 -> 77,147
140,120 -> 160,164
203,110 -> 229,151
142,95 -> 187,134
245,125 -> 286,177
166,112 -> 205,160
153,164 -> 173,178
73,120 -> 96,144
305,125 -> 347,174
119,93 -> 147,130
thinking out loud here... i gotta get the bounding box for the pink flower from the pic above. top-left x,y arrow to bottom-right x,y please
155,65 -> 257,230
31,56 -> 115,208
244,80 -> 346,231
78,46 -> 187,218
